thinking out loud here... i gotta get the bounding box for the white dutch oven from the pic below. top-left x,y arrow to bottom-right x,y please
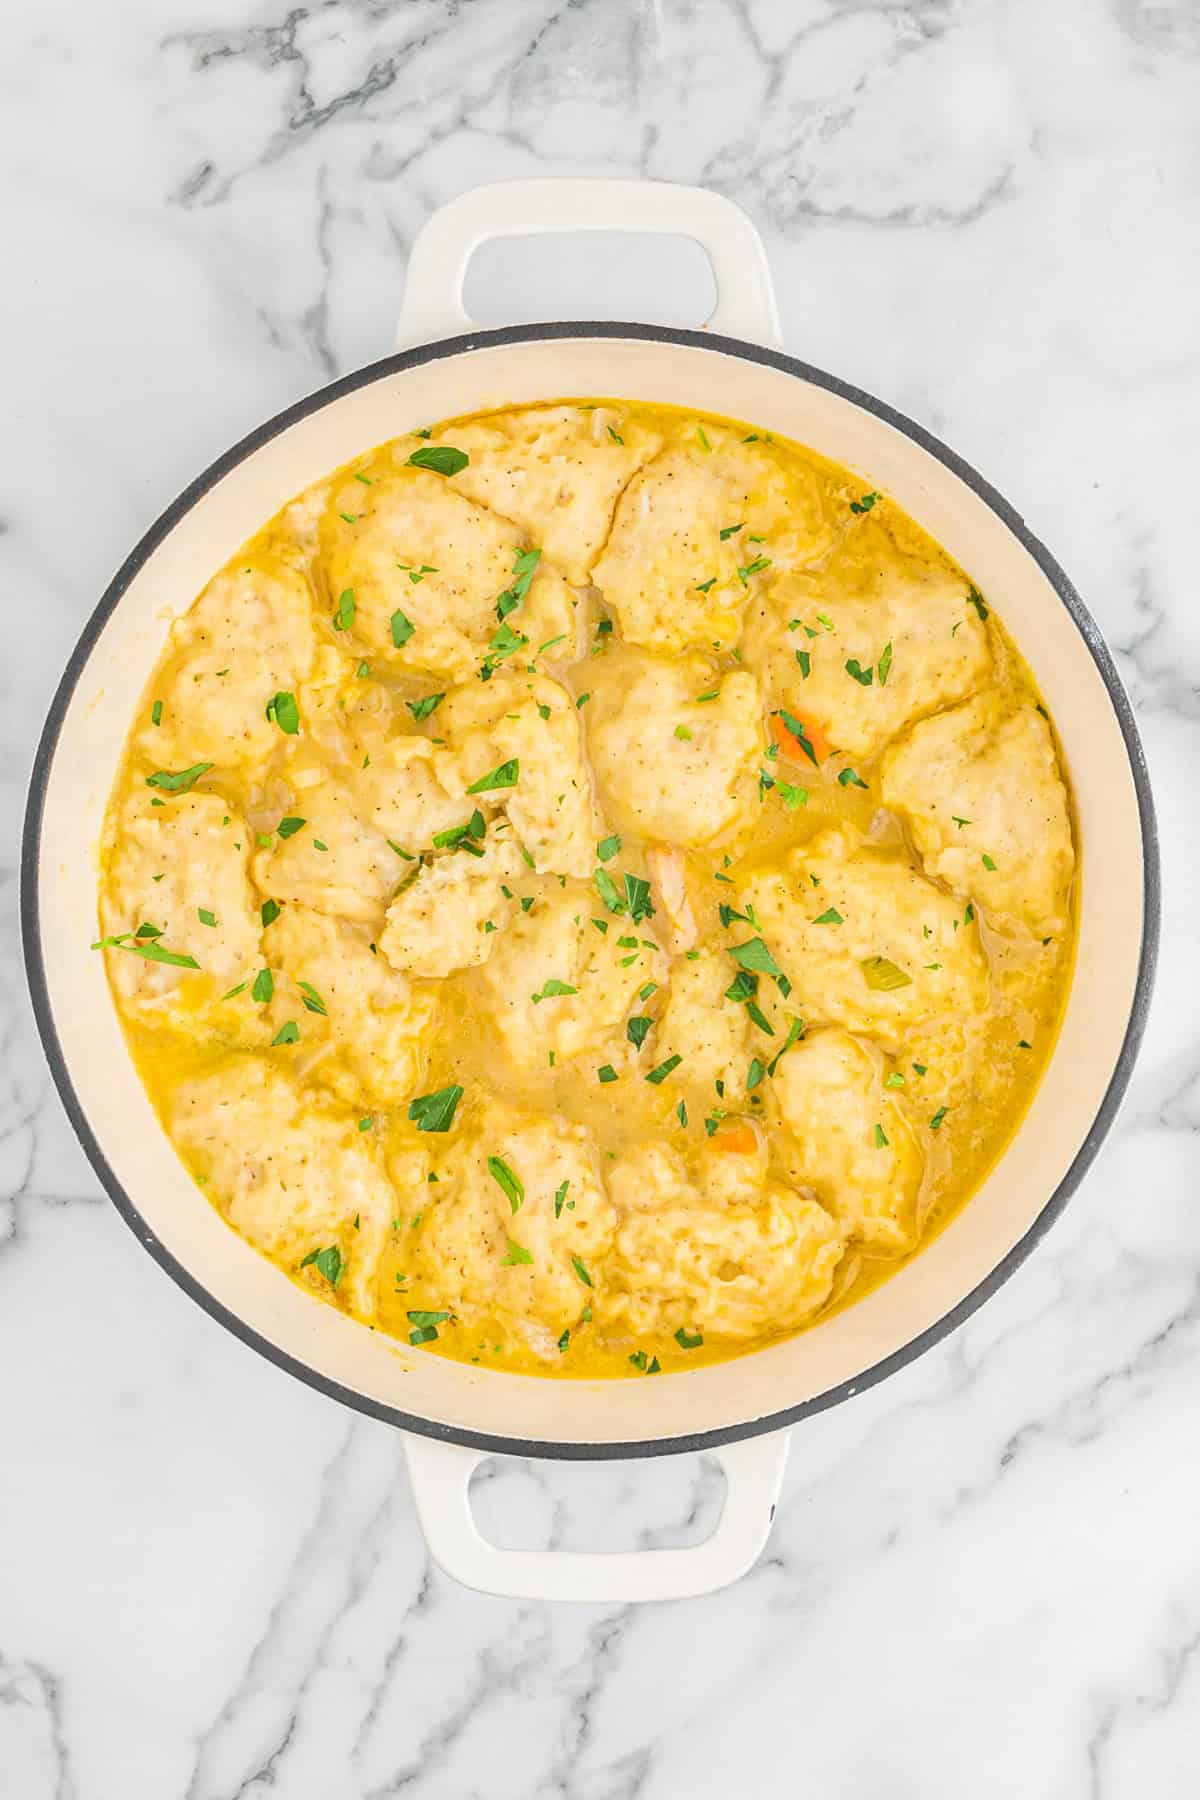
22,180 -> 1158,1603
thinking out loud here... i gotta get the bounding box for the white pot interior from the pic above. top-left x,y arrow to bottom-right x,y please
31,333 -> 1148,1449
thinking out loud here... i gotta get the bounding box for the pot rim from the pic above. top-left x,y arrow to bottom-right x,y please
20,321 -> 1161,1459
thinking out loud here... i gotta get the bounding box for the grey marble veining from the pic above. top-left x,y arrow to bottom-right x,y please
2,1 -> 1199,1794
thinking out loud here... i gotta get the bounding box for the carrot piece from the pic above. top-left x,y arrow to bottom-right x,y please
711,1121 -> 758,1154
771,711 -> 830,765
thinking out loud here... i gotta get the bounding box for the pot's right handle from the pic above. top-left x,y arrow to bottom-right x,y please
404,1429 -> 789,1603
394,178 -> 783,353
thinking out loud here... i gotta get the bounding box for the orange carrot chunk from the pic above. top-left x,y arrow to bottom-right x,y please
711,1121 -> 758,1154
772,710 -> 830,766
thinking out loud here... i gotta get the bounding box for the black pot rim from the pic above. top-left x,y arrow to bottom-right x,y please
20,321 -> 1161,1461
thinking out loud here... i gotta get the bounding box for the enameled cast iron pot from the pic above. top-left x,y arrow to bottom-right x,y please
22,180 -> 1159,1602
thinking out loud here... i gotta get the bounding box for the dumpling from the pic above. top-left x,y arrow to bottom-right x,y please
772,1027 -> 923,1254
319,465 -> 576,682
437,673 -> 600,878
588,655 -> 762,847
741,823 -> 988,1048
100,787 -> 262,1033
251,737 -> 469,925
475,883 -> 668,1073
262,903 -> 436,1106
170,1056 -> 395,1318
137,555 -> 317,769
379,833 -> 525,979
880,696 -> 1075,938
592,422 -> 834,654
405,1094 -> 617,1357
424,405 -> 661,583
603,1140 -> 843,1341
740,537 -> 990,762
652,948 -> 752,1105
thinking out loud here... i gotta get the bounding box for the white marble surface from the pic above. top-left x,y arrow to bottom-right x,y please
2,0 -> 1198,1793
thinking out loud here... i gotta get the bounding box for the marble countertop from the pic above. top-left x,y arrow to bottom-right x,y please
3,1 -> 1198,1794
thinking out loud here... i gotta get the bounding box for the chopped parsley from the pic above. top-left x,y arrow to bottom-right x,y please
795,649 -> 811,679
298,981 -> 327,1015
930,1106 -> 948,1130
554,1180 -> 569,1219
812,907 -> 843,925
845,658 -> 873,686
466,758 -> 519,793
873,1122 -> 889,1148
850,491 -> 880,513
432,811 -> 487,852
727,937 -> 782,977
487,1155 -> 524,1214
597,1065 -> 618,1084
532,978 -> 578,1003
146,762 -> 212,793
966,584 -> 989,621
675,1326 -> 704,1350
266,691 -> 300,735
407,692 -> 445,721
626,1015 -> 653,1050
261,899 -> 281,927
407,444 -> 469,476
150,699 -> 163,727
333,588 -> 356,631
837,767 -> 868,789
597,834 -> 621,863
276,815 -> 305,839
645,1054 -> 682,1085
197,908 -> 217,928
878,641 -> 893,685
777,709 -> 819,766
272,1021 -> 300,1045
571,1254 -> 594,1287
390,609 -> 415,648
92,931 -> 200,970
300,1244 -> 343,1288
251,968 -> 274,1003
408,1085 -> 464,1132
982,853 -> 997,871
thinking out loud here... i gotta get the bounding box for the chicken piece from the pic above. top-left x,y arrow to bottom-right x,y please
646,846 -> 699,953
589,655 -> 762,847
603,1139 -> 843,1342
170,1056 -> 395,1318
379,833 -> 525,978
739,535 -> 991,763
424,405 -> 661,584
136,555 -> 317,769
252,736 -> 469,925
263,903 -> 436,1107
100,788 -> 263,1034
741,823 -> 988,1049
773,1028 -> 923,1254
319,464 -> 576,682
651,949 -> 752,1105
475,883 -> 667,1073
437,673 -> 600,878
406,1094 -> 617,1358
592,423 -> 834,654
880,696 -> 1075,937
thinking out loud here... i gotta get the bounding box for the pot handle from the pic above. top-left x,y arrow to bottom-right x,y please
394,178 -> 782,352
402,1428 -> 789,1603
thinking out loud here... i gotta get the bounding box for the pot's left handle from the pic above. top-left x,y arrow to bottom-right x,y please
394,178 -> 782,352
403,1430 -> 788,1603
